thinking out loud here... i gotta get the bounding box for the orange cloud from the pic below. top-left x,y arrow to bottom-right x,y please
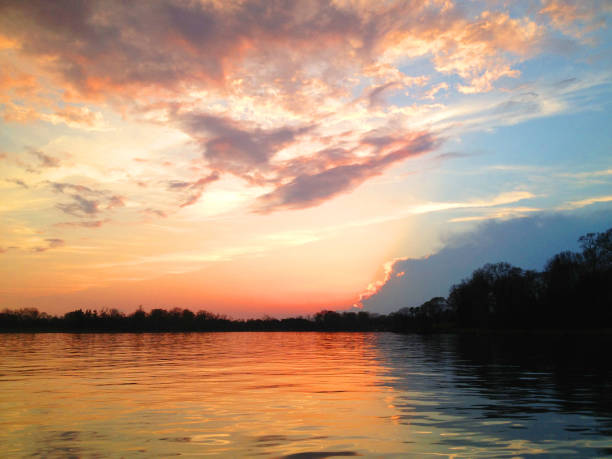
540,0 -> 612,39
355,257 -> 407,307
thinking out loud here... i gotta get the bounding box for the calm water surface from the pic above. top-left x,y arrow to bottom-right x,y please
1,332 -> 611,457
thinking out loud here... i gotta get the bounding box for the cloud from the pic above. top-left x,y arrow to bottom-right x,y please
180,113 -> 313,177
433,152 -> 470,162
0,0 -> 564,107
559,168 -> 612,179
42,105 -> 107,130
4,149 -> 63,174
50,182 -> 94,194
559,195 -> 612,210
424,82 -> 449,99
5,178 -> 28,188
2,100 -> 107,129
166,172 -> 220,207
50,181 -> 125,217
33,238 -> 65,253
55,220 -> 107,228
143,208 -> 167,218
358,207 -> 612,313
176,110 -> 439,213
540,0 -> 612,40
107,195 -> 125,209
366,81 -> 404,109
56,195 -> 100,217
357,257 -> 408,307
406,191 -> 535,215
255,131 -> 438,212
448,207 -> 541,222
1,0 -> 607,216
31,150 -> 60,169
179,173 -> 220,208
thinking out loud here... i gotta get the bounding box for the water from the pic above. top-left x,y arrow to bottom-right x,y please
0,332 -> 611,457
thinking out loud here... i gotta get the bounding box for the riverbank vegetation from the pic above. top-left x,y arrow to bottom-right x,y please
1,228 -> 610,333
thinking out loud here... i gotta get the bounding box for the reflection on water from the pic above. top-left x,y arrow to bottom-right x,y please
0,332 -> 610,457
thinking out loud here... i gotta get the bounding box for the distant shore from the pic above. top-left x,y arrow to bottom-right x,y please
2,307 -> 612,335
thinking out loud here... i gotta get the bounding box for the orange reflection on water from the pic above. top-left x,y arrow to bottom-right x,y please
0,333 -> 407,457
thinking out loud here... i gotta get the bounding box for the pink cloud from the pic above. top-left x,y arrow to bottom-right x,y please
0,0 -> 560,106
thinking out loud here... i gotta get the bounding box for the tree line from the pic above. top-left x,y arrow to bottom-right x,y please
1,228 -> 610,333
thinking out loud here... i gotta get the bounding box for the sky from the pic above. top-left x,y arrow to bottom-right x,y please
0,0 -> 611,317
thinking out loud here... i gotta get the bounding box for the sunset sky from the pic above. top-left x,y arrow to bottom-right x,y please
1,0 -> 611,317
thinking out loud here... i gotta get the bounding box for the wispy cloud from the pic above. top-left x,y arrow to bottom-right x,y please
407,191 -> 536,215
5,178 -> 28,188
32,150 -> 60,168
448,207 -> 541,223
540,0 -> 612,40
55,220 -> 108,229
33,238 -> 65,253
559,195 -> 612,210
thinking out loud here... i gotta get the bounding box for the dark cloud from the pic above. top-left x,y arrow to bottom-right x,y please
256,163 -> 378,212
181,113 -> 312,176
56,195 -> 100,216
360,207 -> 612,314
50,182 -> 95,195
50,181 -> 124,217
167,181 -> 191,190
256,132 -> 437,212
